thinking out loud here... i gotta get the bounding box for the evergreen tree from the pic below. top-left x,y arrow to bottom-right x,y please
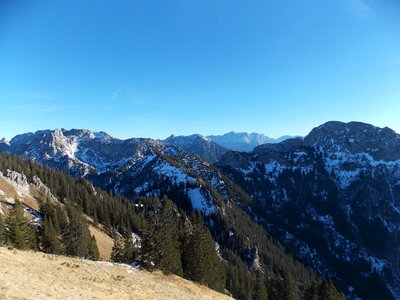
317,280 -> 344,300
0,216 -> 6,246
156,197 -> 183,276
303,281 -> 319,300
253,277 -> 268,300
123,230 -> 137,263
88,235 -> 100,260
139,218 -> 157,269
139,197 -> 183,275
62,207 -> 96,259
42,216 -> 63,254
183,212 -> 226,292
5,200 -> 36,250
282,274 -> 301,300
111,232 -> 125,263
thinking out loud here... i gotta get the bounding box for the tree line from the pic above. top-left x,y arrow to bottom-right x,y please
0,152 -> 344,299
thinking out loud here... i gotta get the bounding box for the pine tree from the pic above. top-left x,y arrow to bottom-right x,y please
303,281 -> 319,300
111,232 -> 125,263
88,235 -> 100,260
139,218 -> 157,269
317,280 -> 344,300
5,200 -> 36,250
282,274 -> 300,300
42,216 -> 63,254
0,216 -> 6,246
62,207 -> 95,259
183,212 -> 226,292
156,198 -> 183,276
253,277 -> 268,300
123,230 -> 136,263
139,197 -> 183,275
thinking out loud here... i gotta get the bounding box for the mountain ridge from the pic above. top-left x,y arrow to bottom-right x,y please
1,120 -> 398,298
217,121 -> 400,299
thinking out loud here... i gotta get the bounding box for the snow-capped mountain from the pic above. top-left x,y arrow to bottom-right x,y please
3,122 -> 399,298
218,121 -> 400,300
0,127 -> 319,291
163,134 -> 229,163
2,129 -> 219,215
0,138 -> 10,152
1,128 -> 249,217
208,131 -> 295,152
7,129 -> 173,176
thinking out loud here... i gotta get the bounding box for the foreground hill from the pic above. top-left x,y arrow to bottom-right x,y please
0,247 -> 231,300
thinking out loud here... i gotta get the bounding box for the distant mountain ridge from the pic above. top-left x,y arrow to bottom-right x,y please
163,134 -> 228,163
208,131 -> 297,152
161,132 -> 298,159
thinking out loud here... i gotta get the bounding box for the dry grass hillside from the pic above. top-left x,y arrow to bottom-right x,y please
0,247 -> 232,300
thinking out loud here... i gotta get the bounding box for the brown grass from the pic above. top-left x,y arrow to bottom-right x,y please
0,247 -> 232,300
0,177 -> 39,211
88,224 -> 113,261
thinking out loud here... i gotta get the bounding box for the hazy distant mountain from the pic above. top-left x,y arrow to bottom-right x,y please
208,132 -> 297,152
163,134 -> 229,163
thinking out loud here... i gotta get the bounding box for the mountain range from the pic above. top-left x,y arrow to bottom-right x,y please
1,121 -> 399,299
208,132 -> 296,152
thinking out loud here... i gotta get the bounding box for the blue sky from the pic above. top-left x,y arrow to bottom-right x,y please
1,0 -> 399,140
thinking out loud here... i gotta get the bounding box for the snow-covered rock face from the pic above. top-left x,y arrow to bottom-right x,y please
187,188 -> 217,216
5,129 -> 174,176
0,138 -> 10,152
218,121 -> 400,299
99,150 -> 228,217
3,129 -> 230,217
303,121 -> 400,161
1,170 -> 31,198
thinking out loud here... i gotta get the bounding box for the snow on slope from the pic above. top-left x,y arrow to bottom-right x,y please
188,188 -> 217,216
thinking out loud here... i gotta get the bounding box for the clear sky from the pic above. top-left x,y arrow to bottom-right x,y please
1,0 -> 399,140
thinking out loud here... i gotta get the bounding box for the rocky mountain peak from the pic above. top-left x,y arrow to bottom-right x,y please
0,138 -> 10,152
303,121 -> 400,161
165,134 -> 211,144
0,138 -> 10,146
209,131 -> 274,152
164,134 -> 228,163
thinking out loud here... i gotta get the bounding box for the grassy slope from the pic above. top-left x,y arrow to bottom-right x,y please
0,247 -> 232,300
88,224 -> 113,261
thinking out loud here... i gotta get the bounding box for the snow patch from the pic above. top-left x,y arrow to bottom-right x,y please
153,162 -> 196,185
5,197 -> 15,204
188,188 -> 216,216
